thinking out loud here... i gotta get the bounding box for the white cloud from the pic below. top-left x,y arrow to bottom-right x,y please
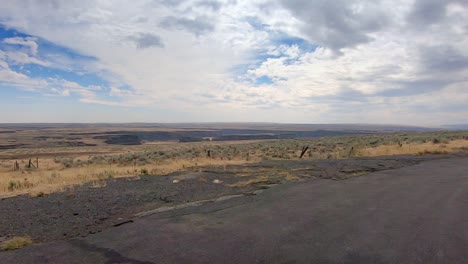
3,37 -> 38,55
0,0 -> 467,124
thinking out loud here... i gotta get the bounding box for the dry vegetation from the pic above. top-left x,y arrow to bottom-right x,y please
1,130 -> 467,197
0,237 -> 33,251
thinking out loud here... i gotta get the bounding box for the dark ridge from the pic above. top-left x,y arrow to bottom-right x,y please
94,135 -> 142,145
0,144 -> 28,150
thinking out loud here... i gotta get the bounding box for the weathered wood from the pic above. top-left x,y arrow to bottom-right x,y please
299,146 -> 309,159
348,147 -> 355,158
28,158 -> 36,169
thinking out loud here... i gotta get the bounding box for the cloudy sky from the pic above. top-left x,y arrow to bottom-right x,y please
0,0 -> 467,125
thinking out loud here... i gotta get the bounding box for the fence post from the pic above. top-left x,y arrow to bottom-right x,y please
299,146 -> 309,159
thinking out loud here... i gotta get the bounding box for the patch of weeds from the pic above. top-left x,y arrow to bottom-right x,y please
7,178 -> 34,192
229,176 -> 271,187
95,170 -> 115,179
7,180 -> 17,191
417,150 -> 448,155
104,170 -> 114,178
140,168 -> 149,175
1,236 -> 33,251
280,171 -> 300,181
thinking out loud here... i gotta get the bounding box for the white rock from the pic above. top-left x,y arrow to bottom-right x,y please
212,179 -> 223,184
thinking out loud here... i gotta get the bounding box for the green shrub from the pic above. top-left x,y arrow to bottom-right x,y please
7,180 -> 17,191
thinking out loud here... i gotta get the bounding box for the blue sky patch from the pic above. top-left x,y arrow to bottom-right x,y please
0,25 -> 29,39
273,35 -> 317,53
255,75 -> 274,85
231,36 -> 316,85
0,25 -> 121,102
10,64 -> 109,88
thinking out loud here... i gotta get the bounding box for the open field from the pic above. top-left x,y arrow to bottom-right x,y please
0,125 -> 467,197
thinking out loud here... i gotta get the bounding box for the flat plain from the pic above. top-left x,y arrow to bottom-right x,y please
1,123 -> 468,257
1,124 -> 467,197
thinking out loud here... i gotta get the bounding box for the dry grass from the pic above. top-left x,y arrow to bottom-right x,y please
229,176 -> 271,187
229,170 -> 301,187
278,171 -> 301,181
1,131 -> 467,197
358,140 -> 468,157
0,157 -> 253,197
1,236 -> 33,251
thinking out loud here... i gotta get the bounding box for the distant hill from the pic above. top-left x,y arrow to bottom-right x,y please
441,124 -> 468,130
0,123 -> 437,133
0,122 -> 442,146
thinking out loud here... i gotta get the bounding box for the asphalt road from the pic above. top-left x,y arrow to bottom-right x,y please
2,157 -> 467,264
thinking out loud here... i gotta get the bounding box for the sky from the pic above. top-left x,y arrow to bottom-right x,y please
0,0 -> 467,125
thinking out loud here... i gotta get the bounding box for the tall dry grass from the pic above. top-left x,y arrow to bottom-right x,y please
1,136 -> 467,197
0,157 -> 255,198
357,140 -> 468,157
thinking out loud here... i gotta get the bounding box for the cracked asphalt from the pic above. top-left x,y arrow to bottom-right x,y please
1,156 -> 467,264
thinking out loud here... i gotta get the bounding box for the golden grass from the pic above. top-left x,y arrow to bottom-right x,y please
229,176 -> 271,187
229,170 -> 301,187
1,135 -> 467,197
358,140 -> 468,157
280,171 -> 301,181
0,157 -> 254,198
1,236 -> 33,251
